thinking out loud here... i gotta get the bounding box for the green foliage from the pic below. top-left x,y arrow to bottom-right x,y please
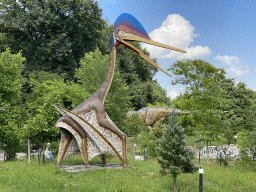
25,71 -> 89,142
220,79 -> 256,143
0,117 -> 22,160
137,122 -> 165,158
75,48 -> 132,129
129,81 -> 171,110
75,48 -> 110,94
147,102 -> 169,108
168,59 -> 226,89
0,49 -> 26,160
125,114 -> 148,137
138,131 -> 157,157
0,48 -> 25,105
0,0 -> 105,79
3,132 -> 20,160
151,121 -> 165,139
156,112 -> 198,191
116,42 -> 157,85
115,42 -> 171,110
96,21 -> 114,56
169,59 -> 230,149
177,114 -> 195,135
236,131 -> 256,165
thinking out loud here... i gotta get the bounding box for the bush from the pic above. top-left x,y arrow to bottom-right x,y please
124,115 -> 148,137
49,141 -> 59,154
151,121 -> 165,139
138,131 -> 157,157
236,131 -> 256,166
237,148 -> 256,166
4,137 -> 20,161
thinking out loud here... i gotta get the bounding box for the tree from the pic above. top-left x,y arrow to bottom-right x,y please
0,48 -> 26,160
129,80 -> 171,110
192,85 -> 228,164
24,71 -> 88,142
125,114 -> 148,137
156,112 -> 198,191
168,59 -> 226,89
138,121 -> 166,157
116,42 -> 157,85
147,102 -> 169,108
116,41 -> 171,110
220,80 -> 256,165
220,79 -> 256,144
0,0 -> 105,79
169,59 -> 230,165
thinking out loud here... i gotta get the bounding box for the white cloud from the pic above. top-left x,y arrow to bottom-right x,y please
214,54 -> 250,76
141,14 -> 211,60
215,55 -> 240,66
167,89 -> 180,100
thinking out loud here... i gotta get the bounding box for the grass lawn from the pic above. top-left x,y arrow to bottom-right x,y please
0,137 -> 254,192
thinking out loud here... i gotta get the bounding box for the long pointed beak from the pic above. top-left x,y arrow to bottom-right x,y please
117,32 -> 186,77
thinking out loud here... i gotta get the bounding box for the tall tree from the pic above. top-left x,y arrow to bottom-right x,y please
0,0 -> 105,79
169,59 -> 229,165
220,79 -> 256,143
156,111 -> 198,191
168,59 -> 226,89
0,48 -> 26,160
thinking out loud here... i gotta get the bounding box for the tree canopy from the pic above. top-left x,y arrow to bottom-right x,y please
168,59 -> 226,89
0,49 -> 26,159
0,0 -> 105,79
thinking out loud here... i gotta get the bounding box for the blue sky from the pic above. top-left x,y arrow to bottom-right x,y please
99,0 -> 256,100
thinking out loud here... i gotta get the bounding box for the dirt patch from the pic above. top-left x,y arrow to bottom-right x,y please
60,163 -> 124,173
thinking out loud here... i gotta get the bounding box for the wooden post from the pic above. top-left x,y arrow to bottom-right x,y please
28,138 -> 30,164
122,134 -> 127,167
207,144 -> 209,166
194,142 -> 197,164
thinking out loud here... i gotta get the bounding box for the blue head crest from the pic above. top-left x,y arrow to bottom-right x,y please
114,13 -> 149,38
110,13 -> 150,52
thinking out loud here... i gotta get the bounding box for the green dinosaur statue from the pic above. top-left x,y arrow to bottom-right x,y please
128,107 -> 188,127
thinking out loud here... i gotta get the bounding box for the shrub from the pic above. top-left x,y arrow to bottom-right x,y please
138,131 -> 157,157
124,114 -> 148,137
151,121 -> 165,139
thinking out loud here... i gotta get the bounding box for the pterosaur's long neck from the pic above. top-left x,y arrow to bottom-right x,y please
98,46 -> 117,103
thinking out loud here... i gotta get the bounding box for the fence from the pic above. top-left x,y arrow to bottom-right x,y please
0,140 -> 59,162
133,144 -> 149,161
196,144 -> 240,160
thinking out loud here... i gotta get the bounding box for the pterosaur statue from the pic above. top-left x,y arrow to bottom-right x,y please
53,13 -> 186,167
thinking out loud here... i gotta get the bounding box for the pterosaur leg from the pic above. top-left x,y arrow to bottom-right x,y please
80,137 -> 90,167
56,130 -> 72,167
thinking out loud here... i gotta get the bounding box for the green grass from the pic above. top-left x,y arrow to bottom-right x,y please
0,137 -> 255,192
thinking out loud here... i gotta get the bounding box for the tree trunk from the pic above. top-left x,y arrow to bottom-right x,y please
173,175 -> 177,192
